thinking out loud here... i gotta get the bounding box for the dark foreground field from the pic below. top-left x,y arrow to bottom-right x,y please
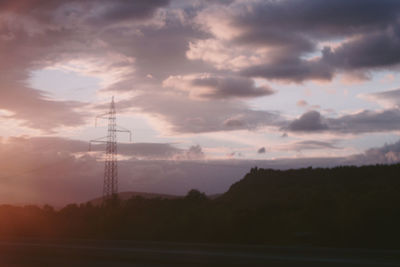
1,239 -> 400,266
2,164 -> 400,266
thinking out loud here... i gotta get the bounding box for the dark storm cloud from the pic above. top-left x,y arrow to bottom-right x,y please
241,57 -> 332,82
231,0 -> 400,41
287,109 -> 400,134
86,0 -> 170,25
206,0 -> 400,81
322,26 -> 400,70
190,76 -> 274,99
101,10 -> 212,87
0,0 -> 170,25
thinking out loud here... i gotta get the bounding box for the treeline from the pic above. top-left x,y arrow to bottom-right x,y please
1,164 -> 400,249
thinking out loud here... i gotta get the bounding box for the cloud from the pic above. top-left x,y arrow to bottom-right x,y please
1,135 -> 400,206
322,26 -> 400,71
182,145 -> 205,160
100,8 -> 211,87
57,3 -> 277,136
283,140 -> 341,152
363,88 -> 400,108
2,0 -> 400,179
0,23 -> 91,131
0,137 -> 101,206
0,73 -> 88,131
229,0 -> 400,40
257,147 -> 266,154
186,38 -> 264,70
297,100 -> 308,107
0,0 -> 172,132
287,110 -> 328,132
2,0 -> 400,136
194,0 -> 400,82
0,0 -> 170,28
10,0 -> 399,135
83,0 -> 170,26
0,136 -> 238,205
9,136 -> 206,161
349,140 -> 400,165
286,109 -> 400,134
190,75 -> 274,99
328,109 -> 400,134
118,143 -> 205,160
127,92 -> 283,133
0,137 -> 209,206
164,74 -> 274,99
240,57 -> 333,82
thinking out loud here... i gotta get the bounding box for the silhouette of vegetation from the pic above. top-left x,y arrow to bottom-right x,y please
2,163 -> 400,248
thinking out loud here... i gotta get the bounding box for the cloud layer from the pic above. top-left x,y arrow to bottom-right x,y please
1,136 -> 399,206
2,0 -> 400,136
197,0 -> 400,81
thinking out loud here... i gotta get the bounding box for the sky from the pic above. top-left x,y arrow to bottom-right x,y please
1,0 -> 400,205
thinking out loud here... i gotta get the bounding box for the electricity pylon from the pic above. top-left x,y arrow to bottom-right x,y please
90,97 -> 131,200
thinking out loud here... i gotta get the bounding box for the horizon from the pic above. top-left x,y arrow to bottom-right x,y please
1,0 -> 400,206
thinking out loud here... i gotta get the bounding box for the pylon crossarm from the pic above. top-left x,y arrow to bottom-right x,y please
116,125 -> 130,131
89,136 -> 108,143
116,125 -> 132,142
95,112 -> 112,127
88,137 -> 108,151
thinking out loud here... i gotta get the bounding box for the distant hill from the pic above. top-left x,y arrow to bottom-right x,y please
88,191 -> 222,206
88,191 -> 182,206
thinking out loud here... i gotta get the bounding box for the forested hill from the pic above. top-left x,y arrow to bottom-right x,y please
213,164 -> 400,246
1,163 -> 400,249
221,164 -> 400,206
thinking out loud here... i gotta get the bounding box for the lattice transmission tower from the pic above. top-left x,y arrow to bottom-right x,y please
90,97 -> 131,200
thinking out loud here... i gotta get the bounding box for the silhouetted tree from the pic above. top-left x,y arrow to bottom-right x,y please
185,189 -> 208,201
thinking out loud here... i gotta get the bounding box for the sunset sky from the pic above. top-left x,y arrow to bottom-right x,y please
1,0 -> 400,205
